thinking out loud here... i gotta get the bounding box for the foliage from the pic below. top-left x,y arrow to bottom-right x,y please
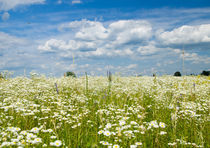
0,76 -> 209,147
66,71 -> 76,77
174,71 -> 181,76
201,70 -> 210,76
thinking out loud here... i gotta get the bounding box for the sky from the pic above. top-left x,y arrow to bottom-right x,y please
0,0 -> 210,77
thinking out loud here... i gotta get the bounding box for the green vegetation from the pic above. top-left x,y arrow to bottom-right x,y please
65,71 -> 76,78
174,71 -> 181,77
0,76 -> 209,147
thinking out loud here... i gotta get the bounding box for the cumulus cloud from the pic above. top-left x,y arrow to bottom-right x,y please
38,19 -> 210,71
38,39 -> 96,52
59,19 -> 152,43
137,44 -> 161,55
40,19 -> 153,58
157,24 -> 210,45
180,52 -> 210,64
74,20 -> 108,41
108,20 -> 152,45
1,11 -> 9,20
0,0 -> 45,11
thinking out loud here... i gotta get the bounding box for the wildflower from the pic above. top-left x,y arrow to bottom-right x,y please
119,120 -> 126,126
50,140 -> 62,147
113,144 -> 120,148
130,121 -> 137,125
123,117 -> 129,120
191,111 -> 196,117
135,142 -> 142,145
106,123 -> 112,129
50,136 -> 57,139
104,130 -> 111,136
137,115 -> 142,118
33,138 -> 42,143
1,141 -> 11,147
160,131 -> 167,135
168,142 -> 176,146
31,127 -> 39,133
150,121 -> 159,128
14,127 -> 21,132
140,131 -> 145,134
20,131 -> 27,135
11,141 -> 17,145
27,133 -> 36,139
102,141 -> 109,145
7,127 -> 21,132
130,145 -> 137,148
159,122 -> 166,128
98,130 -> 104,134
17,135 -> 24,140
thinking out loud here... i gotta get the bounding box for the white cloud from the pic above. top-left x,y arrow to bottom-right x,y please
157,24 -> 210,45
38,39 -> 96,52
181,52 -> 210,64
72,0 -> 81,4
75,21 -> 108,41
38,39 -> 65,52
57,0 -> 62,4
1,11 -> 9,20
0,32 -> 26,51
0,0 -> 45,11
38,19 -> 210,69
87,48 -> 134,57
126,64 -> 137,69
59,19 -> 152,43
108,20 -> 152,45
137,44 -> 160,55
40,19 -> 153,58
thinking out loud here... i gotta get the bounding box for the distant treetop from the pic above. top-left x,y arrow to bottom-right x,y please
65,71 -> 76,77
201,70 -> 210,76
174,71 -> 181,77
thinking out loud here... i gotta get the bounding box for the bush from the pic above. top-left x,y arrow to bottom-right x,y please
201,70 -> 210,76
174,71 -> 181,77
65,71 -> 76,77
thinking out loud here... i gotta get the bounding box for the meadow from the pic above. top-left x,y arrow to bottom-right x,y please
0,75 -> 209,148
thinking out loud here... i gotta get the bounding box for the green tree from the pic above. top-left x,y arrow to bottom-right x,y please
174,71 -> 181,77
201,70 -> 210,76
66,71 -> 76,77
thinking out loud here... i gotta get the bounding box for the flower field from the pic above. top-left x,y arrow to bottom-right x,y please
0,76 -> 209,148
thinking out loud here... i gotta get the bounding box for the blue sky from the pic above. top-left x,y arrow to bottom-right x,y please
0,0 -> 210,77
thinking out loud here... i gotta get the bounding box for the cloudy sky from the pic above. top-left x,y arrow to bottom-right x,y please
0,0 -> 210,77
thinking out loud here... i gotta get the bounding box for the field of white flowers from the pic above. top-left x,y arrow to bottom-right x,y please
0,75 -> 209,148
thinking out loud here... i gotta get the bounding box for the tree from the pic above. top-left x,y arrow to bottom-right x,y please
201,70 -> 210,76
174,71 -> 181,77
65,71 -> 76,77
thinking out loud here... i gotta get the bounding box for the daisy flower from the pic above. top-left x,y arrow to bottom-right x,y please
104,130 -> 111,136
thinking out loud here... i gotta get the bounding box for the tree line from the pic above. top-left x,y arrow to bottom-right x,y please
0,70 -> 209,79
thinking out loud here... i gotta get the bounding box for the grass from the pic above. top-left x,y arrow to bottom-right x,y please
0,75 -> 209,147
